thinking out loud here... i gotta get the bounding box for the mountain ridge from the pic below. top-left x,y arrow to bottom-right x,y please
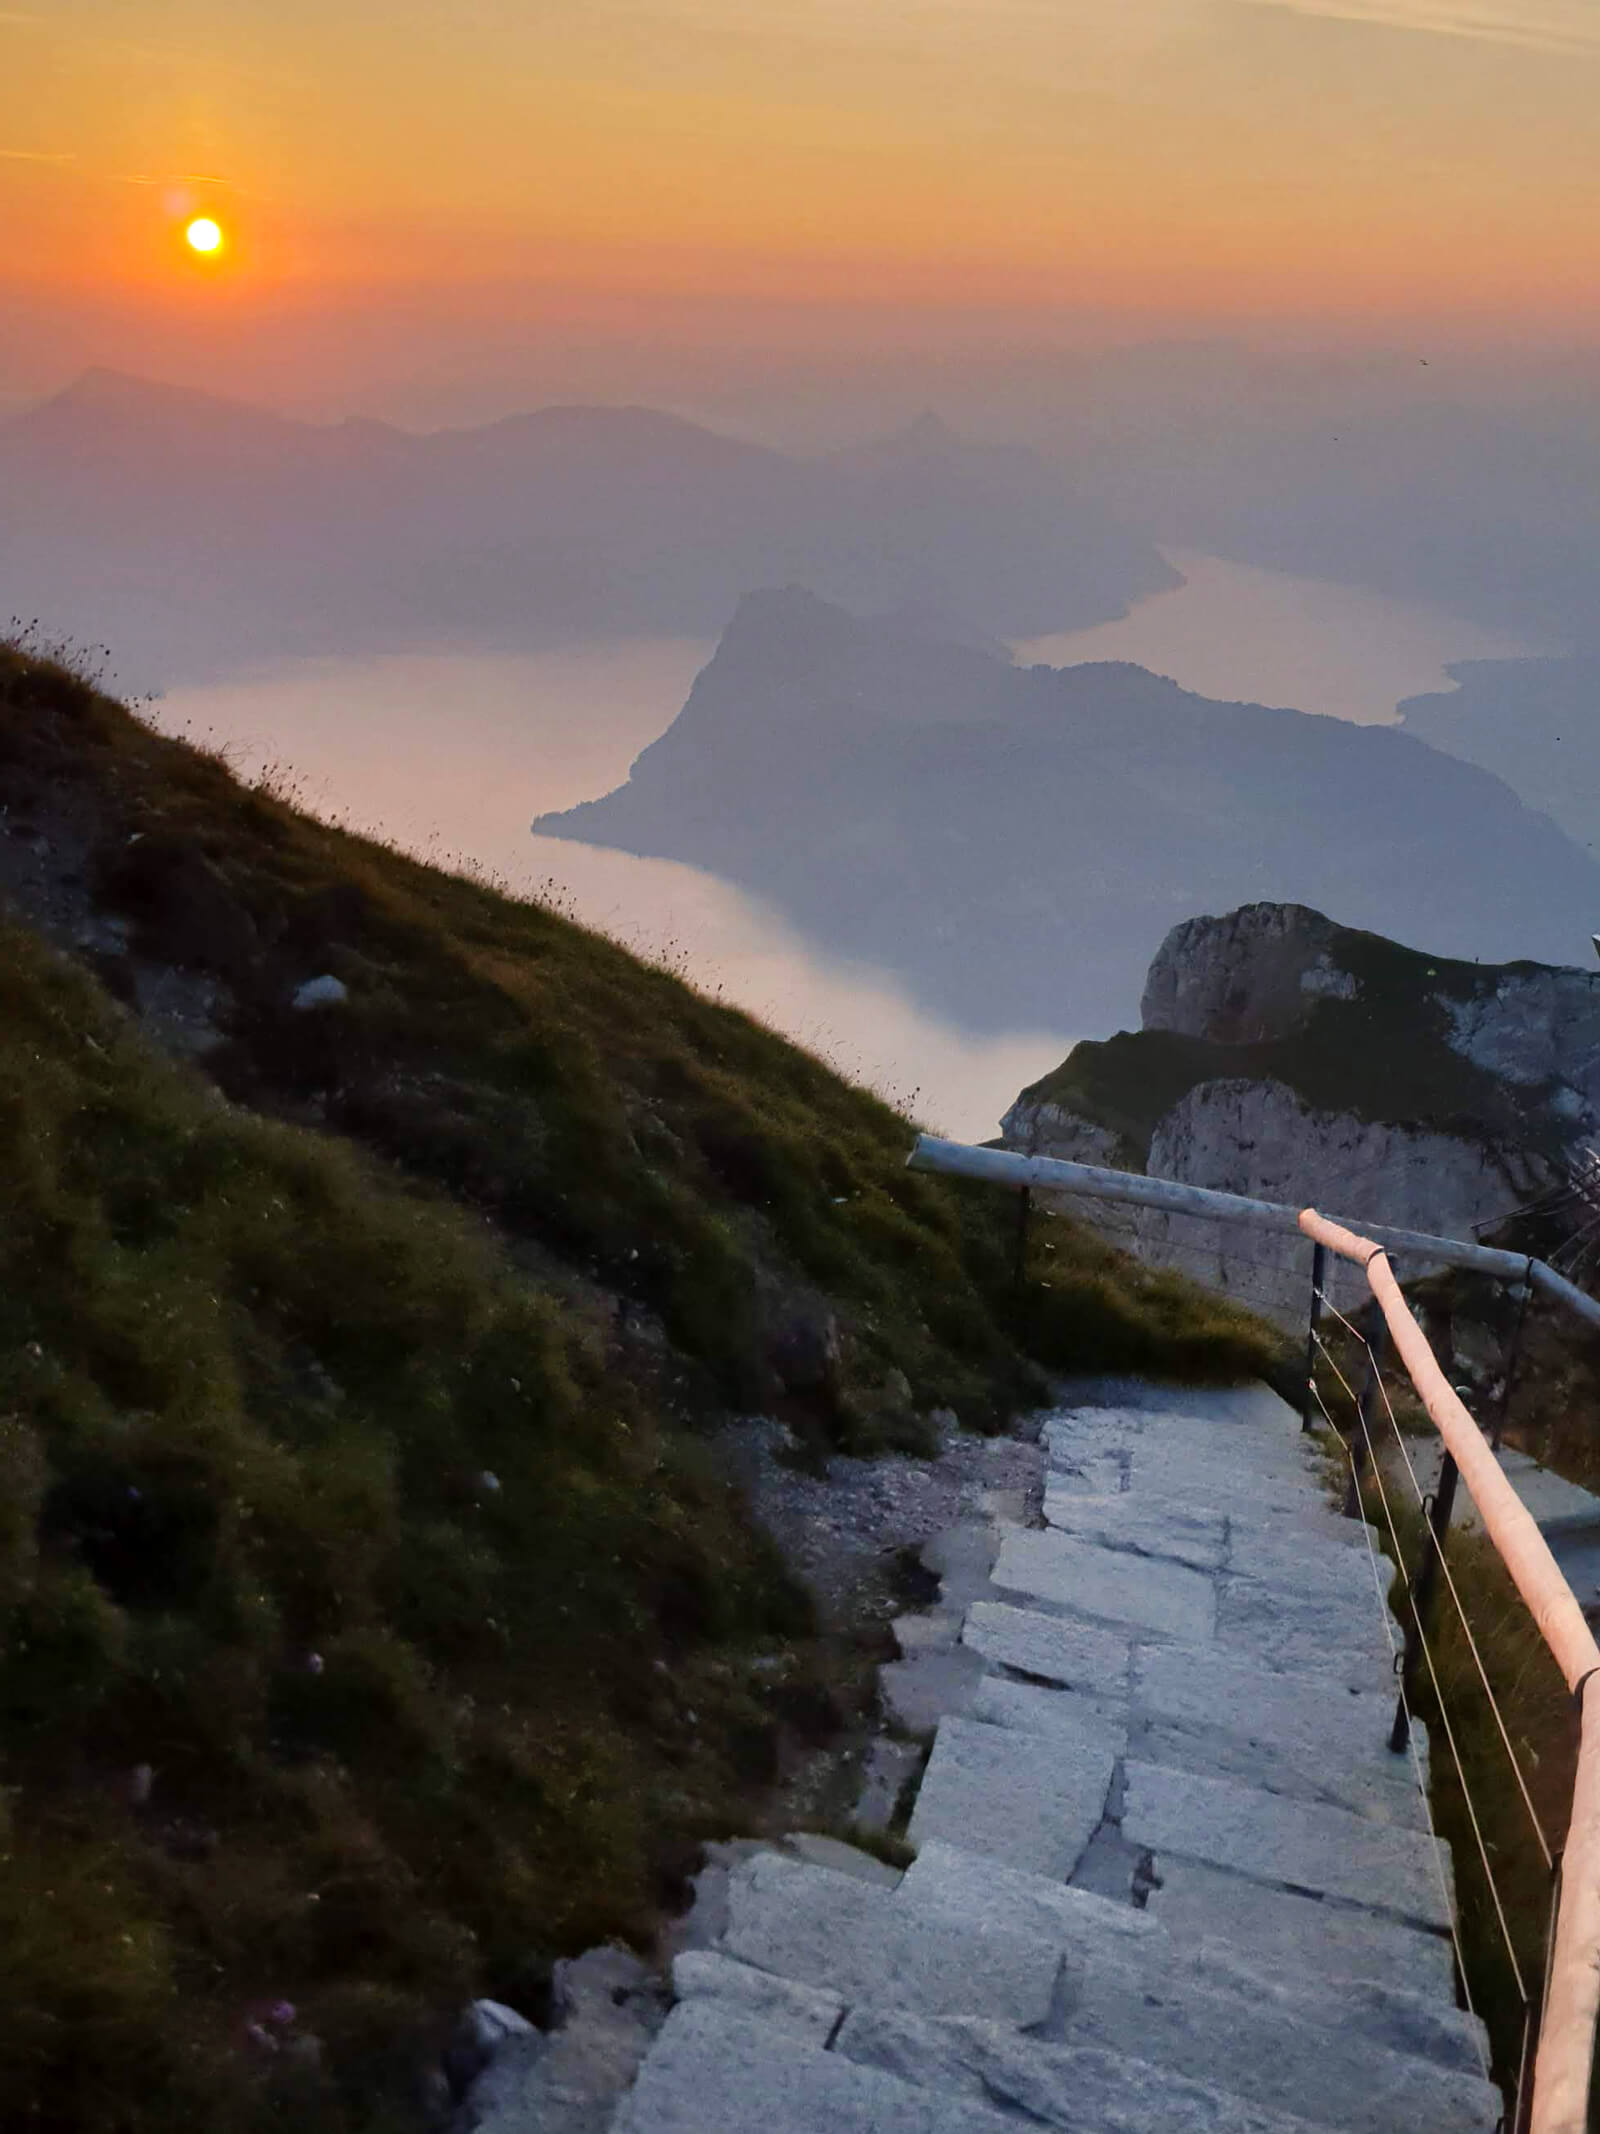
536,591 -> 1600,1035
0,373 -> 1172,688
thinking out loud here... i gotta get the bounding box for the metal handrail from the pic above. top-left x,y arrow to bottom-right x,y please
905,1131 -> 1600,2131
907,1134 -> 1600,1331
1302,1210 -> 1600,2134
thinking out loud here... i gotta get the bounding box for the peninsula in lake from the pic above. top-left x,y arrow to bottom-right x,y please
536,590 -> 1600,1033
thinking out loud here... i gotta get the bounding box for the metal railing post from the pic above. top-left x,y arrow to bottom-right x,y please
1389,1442 -> 1460,1753
1495,1261 -> 1535,1454
1343,1305 -> 1390,1519
1013,1185 -> 1031,1296
1303,1239 -> 1328,1433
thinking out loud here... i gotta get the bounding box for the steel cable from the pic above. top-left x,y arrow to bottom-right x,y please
1317,1289 -> 1557,1867
1309,1372 -> 1491,2076
1323,1327 -> 1530,2005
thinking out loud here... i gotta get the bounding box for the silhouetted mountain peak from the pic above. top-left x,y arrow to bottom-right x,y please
535,599 -> 1600,1033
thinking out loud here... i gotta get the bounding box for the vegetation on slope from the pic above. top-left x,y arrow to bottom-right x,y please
0,640 -> 1286,2133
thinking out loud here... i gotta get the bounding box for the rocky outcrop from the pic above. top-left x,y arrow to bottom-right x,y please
1141,904 -> 1359,1045
1004,904 -> 1598,1326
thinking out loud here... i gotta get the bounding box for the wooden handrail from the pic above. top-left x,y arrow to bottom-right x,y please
1302,1207 -> 1600,2134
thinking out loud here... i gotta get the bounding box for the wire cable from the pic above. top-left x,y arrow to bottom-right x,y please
1338,1336 -> 1530,2004
1317,1285 -> 1557,1867
1368,1369 -> 1556,1870
1309,1374 -> 1492,2074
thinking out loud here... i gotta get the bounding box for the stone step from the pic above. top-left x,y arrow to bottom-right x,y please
1224,1519 -> 1382,1595
609,1999 -> 1014,2134
1122,1761 -> 1453,1930
719,1851 -> 1060,2025
1042,1407 -> 1320,1480
1213,1574 -> 1396,1681
888,1853 -> 1496,2134
963,1597 -> 1133,1693
966,1655 -> 1425,1832
899,1842 -> 1484,2075
992,1527 -> 1220,1638
1144,1856 -> 1458,1998
835,2007 -> 1345,2134
671,1950 -> 843,2042
1123,1451 -> 1340,1520
1046,1381 -> 1303,1433
1131,1641 -> 1428,1828
1041,1487 -> 1228,1570
907,1711 -> 1120,1878
1045,1945 -> 1497,2133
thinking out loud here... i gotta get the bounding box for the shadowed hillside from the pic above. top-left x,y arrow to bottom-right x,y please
0,639 -> 1281,2133
536,590 -> 1600,1034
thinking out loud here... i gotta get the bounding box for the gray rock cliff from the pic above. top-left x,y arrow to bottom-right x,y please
1004,904 -> 1599,1325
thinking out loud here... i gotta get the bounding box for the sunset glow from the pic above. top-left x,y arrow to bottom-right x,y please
2,0 -> 1598,418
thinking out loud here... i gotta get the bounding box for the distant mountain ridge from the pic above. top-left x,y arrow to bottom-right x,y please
1400,655 -> 1600,857
536,589 -> 1600,1033
0,370 -> 1173,687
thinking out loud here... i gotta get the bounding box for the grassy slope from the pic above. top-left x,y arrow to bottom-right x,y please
0,644 -> 1285,2133
1019,924 -> 1568,1170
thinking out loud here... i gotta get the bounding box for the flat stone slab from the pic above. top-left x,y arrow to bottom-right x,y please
901,1841 -> 1482,2078
1131,1644 -> 1426,1826
1144,1856 -> 1458,1997
1122,1761 -> 1452,1929
611,2001 -> 1015,2134
1214,1576 -> 1396,1681
992,1528 -> 1218,1639
1122,1447 -> 1324,1520
1041,1488 -> 1227,1572
670,1951 -> 843,2042
722,1852 -> 1061,2025
1048,1938 -> 1499,2133
836,2007 -> 1327,2134
962,1600 -> 1131,1697
908,1713 -> 1119,1879
1224,1523 -> 1379,1598
1048,1381 -> 1299,1433
783,1833 -> 904,1886
898,1838 -> 1158,1953
1132,1716 -> 1428,1832
880,1647 -> 984,1735
892,1611 -> 962,1657
969,1671 -> 1126,1741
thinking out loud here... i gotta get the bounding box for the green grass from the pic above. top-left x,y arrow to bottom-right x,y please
0,639 -> 1289,2131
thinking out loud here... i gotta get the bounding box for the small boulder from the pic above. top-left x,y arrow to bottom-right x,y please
291,974 -> 349,1011
766,1301 -> 842,1397
463,2000 -> 536,2056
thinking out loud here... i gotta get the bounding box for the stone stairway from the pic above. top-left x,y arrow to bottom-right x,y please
608,1382 -> 1504,2133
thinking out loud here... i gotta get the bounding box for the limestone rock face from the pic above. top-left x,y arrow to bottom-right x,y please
1443,971 -> 1600,1103
1128,1079 -> 1543,1325
1141,904 -> 1357,1045
1003,903 -> 1593,1327
997,1102 -> 1125,1170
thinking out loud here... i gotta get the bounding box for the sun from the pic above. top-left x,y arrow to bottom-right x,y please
185,216 -> 223,255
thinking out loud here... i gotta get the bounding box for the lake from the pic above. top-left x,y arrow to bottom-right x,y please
152,557 -> 1541,1139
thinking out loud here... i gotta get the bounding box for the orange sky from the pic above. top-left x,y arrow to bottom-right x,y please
3,0 -> 1598,416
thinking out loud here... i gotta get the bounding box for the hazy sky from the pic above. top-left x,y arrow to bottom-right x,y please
3,1 -> 1598,422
